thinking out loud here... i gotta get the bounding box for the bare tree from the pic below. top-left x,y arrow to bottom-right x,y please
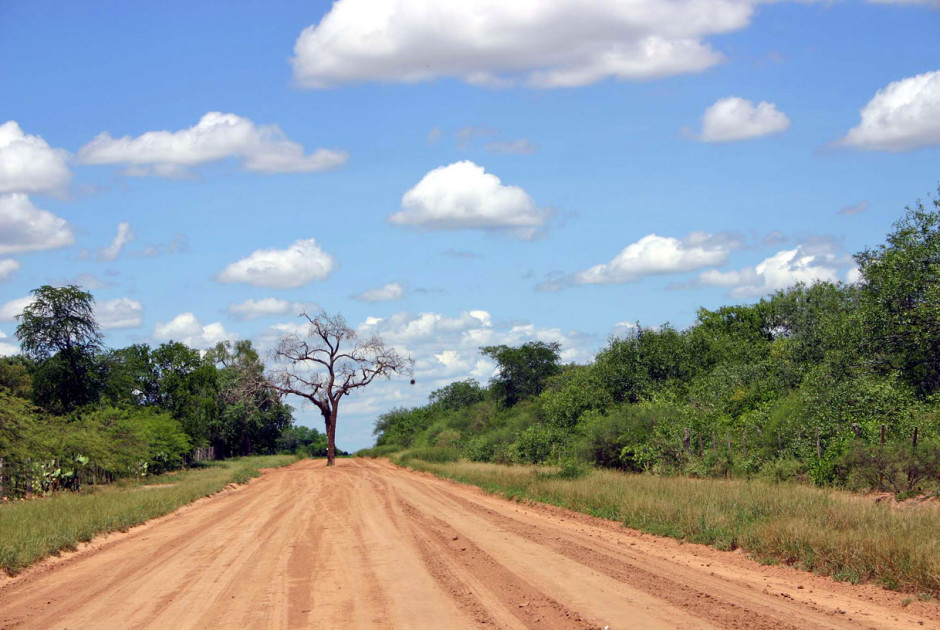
269,312 -> 413,466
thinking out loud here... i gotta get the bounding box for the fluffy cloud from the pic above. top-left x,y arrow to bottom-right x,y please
836,70 -> 940,151
78,112 -> 348,176
354,309 -> 594,381
0,296 -> 33,322
352,281 -> 406,302
543,232 -> 736,290
227,297 -> 312,321
291,0 -> 764,89
389,161 -> 552,239
0,259 -> 20,282
0,121 -> 71,195
0,194 -> 74,255
97,298 -> 144,329
215,238 -> 335,289
0,329 -> 18,357
98,222 -> 135,261
696,246 -> 842,298
698,97 -> 790,142
154,312 -> 234,348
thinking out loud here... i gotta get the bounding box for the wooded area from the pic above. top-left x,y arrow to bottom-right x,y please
368,192 -> 940,495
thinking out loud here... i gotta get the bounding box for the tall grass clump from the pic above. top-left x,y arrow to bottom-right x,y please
405,460 -> 940,595
0,454 -> 297,575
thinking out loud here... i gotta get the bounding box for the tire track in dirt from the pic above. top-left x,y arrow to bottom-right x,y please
0,458 -> 937,629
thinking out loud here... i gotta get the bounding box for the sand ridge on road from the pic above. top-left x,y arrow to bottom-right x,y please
0,458 -> 937,629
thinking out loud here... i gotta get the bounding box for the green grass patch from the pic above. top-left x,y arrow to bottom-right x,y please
398,458 -> 940,596
0,454 -> 298,575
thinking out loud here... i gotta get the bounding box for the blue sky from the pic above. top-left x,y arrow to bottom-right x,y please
1,0 -> 938,449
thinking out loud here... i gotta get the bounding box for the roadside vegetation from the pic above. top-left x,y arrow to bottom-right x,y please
362,192 -> 940,498
359,191 -> 940,594
388,456 -> 940,596
0,287 -> 337,500
0,454 -> 297,575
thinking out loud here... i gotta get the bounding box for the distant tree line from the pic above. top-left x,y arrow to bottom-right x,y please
370,191 -> 940,494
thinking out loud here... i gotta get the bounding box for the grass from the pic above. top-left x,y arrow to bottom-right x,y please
0,454 -> 298,575
393,454 -> 940,596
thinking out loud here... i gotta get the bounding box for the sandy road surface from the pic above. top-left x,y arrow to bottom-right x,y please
1,459 -> 938,629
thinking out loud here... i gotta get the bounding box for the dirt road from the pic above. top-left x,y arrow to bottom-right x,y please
1,458 -> 937,629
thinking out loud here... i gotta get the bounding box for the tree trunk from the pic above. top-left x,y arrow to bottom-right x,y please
326,415 -> 337,467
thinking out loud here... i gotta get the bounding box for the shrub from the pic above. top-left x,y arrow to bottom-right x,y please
513,423 -> 568,464
842,439 -> 940,494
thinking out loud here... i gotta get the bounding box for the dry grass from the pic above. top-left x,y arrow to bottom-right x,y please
401,458 -> 940,595
0,455 -> 298,575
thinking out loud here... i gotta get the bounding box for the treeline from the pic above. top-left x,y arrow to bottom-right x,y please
369,193 -> 940,494
0,287 -> 332,498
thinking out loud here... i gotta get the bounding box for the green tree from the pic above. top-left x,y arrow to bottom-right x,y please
211,340 -> 293,456
429,379 -> 486,410
481,341 -> 561,408
856,191 -> 940,396
15,285 -> 103,412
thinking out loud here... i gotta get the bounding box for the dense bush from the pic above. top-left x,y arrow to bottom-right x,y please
368,192 -> 940,497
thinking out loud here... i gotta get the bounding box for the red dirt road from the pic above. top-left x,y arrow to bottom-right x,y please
1,458 -> 938,629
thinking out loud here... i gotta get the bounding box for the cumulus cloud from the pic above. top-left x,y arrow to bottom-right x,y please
696,246 -> 842,298
697,97 -> 790,142
542,232 -> 736,291
290,0 -> 764,89
216,238 -> 335,289
97,298 -> 144,329
0,329 -> 18,357
78,112 -> 349,177
838,201 -> 870,216
0,121 -> 71,195
836,70 -> 940,151
0,259 -> 20,282
227,298 -> 313,321
98,221 -> 135,261
352,281 -> 406,302
389,161 -> 552,239
154,312 -> 234,348
0,194 -> 74,255
0,296 -> 34,322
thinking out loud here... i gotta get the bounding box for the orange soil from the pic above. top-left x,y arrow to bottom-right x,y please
0,458 -> 938,629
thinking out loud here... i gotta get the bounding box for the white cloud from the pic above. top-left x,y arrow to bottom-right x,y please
546,232 -> 735,290
0,328 -> 18,357
153,312 -> 234,348
696,246 -> 841,298
0,296 -> 34,322
0,121 -> 71,195
352,281 -> 406,302
97,298 -> 144,330
291,0 -> 763,89
698,96 -> 790,142
389,161 -> 552,239
836,70 -> 940,151
0,259 -> 20,282
838,201 -> 870,216
98,221 -> 135,261
0,194 -> 74,255
486,138 -> 539,154
846,266 -> 863,284
227,297 -> 311,321
78,112 -> 349,176
215,238 -> 336,289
